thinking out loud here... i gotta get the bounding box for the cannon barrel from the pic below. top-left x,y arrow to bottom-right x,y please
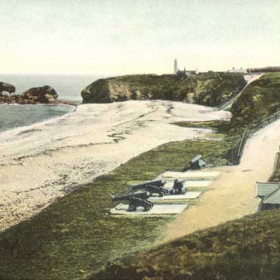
130,179 -> 166,191
112,191 -> 150,202
189,154 -> 202,164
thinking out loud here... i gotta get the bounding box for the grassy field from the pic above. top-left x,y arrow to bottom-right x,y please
0,72 -> 280,279
0,131 -> 242,280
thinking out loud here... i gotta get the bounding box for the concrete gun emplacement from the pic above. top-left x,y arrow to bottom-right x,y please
129,179 -> 168,197
112,190 -> 154,212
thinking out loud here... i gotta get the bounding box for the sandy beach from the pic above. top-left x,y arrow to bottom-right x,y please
0,100 -> 229,232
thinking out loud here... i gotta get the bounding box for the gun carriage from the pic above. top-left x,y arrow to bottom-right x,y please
182,154 -> 207,171
130,179 -> 168,197
112,191 -> 154,211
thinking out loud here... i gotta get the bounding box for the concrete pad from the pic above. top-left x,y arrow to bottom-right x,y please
183,180 -> 213,188
162,171 -> 220,180
150,191 -> 202,201
110,203 -> 188,215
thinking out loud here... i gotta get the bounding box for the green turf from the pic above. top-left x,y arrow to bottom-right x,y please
0,128 -> 244,280
1,72 -> 280,279
94,208 -> 280,280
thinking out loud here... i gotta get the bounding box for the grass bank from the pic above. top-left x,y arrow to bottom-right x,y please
1,72 -> 280,279
0,128 -> 240,279
92,73 -> 280,279
95,208 -> 280,280
94,163 -> 280,280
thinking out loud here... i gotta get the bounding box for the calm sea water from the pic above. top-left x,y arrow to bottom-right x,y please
0,73 -> 108,133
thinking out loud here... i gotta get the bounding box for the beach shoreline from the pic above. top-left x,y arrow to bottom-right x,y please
0,100 -> 230,232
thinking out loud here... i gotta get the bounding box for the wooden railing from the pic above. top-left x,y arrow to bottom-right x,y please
235,111 -> 280,163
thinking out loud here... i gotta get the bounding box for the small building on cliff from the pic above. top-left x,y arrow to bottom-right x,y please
228,67 -> 248,74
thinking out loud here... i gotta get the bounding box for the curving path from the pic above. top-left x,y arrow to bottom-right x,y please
164,118 -> 280,241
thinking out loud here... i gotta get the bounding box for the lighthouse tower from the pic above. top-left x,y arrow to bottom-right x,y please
174,59 -> 178,74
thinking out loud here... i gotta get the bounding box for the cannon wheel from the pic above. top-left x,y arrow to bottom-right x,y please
144,205 -> 151,211
128,204 -> 136,212
159,191 -> 164,197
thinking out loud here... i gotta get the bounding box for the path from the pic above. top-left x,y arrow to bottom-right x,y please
164,119 -> 280,241
220,74 -> 263,110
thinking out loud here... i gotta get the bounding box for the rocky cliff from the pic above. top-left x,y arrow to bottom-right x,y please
0,84 -> 59,104
81,73 -> 246,106
0,82 -> 16,95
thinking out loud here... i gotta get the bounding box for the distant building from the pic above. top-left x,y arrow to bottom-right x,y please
256,182 -> 280,210
173,59 -> 196,76
174,59 -> 178,74
228,67 -> 248,74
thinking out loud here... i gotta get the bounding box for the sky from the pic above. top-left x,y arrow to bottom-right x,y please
0,0 -> 279,74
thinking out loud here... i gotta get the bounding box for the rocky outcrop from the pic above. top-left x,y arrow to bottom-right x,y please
21,85 -> 58,103
81,73 -> 246,107
0,83 -> 59,104
0,82 -> 16,95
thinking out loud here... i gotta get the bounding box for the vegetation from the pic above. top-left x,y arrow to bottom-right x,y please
92,72 -> 280,280
0,72 -> 280,279
94,208 -> 280,280
230,72 -> 280,131
82,73 -> 246,106
0,132 -> 242,280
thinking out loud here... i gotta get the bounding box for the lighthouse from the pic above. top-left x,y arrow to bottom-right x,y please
174,59 -> 178,74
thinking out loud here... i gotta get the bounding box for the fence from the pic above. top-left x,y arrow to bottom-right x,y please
235,110 -> 280,164
269,152 -> 280,182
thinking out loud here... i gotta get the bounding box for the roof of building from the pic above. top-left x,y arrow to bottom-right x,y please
264,188 -> 280,204
255,182 -> 280,198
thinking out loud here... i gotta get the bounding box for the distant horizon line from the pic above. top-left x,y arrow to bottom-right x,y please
0,65 -> 278,76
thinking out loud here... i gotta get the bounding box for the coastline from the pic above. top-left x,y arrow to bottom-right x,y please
0,98 -> 80,107
0,100 -> 230,232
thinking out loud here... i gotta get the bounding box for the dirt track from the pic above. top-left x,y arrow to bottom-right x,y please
164,119 -> 280,241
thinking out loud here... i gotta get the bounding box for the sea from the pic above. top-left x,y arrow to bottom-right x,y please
0,73 -> 108,133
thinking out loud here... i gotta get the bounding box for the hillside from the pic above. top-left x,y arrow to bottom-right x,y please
0,73 -> 279,280
95,208 -> 280,280
81,73 -> 246,106
230,72 -> 280,130
92,73 -> 280,279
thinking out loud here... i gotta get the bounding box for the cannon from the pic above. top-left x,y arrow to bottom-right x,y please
129,179 -> 168,197
169,179 -> 186,195
182,154 -> 207,171
112,191 -> 154,212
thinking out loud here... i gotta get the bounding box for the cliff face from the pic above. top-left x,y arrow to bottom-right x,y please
0,82 -> 16,94
81,73 -> 246,106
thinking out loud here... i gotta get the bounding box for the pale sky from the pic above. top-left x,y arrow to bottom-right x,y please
0,0 -> 279,74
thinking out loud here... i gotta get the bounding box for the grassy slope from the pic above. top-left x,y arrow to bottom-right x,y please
0,73 -> 279,279
230,72 -> 280,131
0,136 -> 238,280
82,73 -> 246,106
95,209 -> 280,280
93,72 -> 280,279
